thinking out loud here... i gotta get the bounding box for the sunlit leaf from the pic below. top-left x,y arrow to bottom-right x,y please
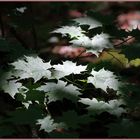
79,98 -> 126,116
1,80 -> 27,98
36,115 -> 65,133
53,60 -> 87,79
129,58 -> 140,67
99,50 -> 129,68
11,56 -> 52,82
88,68 -> 119,93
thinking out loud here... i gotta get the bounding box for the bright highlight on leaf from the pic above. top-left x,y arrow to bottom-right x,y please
36,116 -> 65,133
52,17 -> 113,56
53,60 -> 87,79
73,17 -> 102,29
99,51 -> 129,68
129,58 -> 140,67
11,56 -> 52,82
52,26 -> 83,39
1,80 -> 23,98
88,68 -> 119,92
79,98 -> 126,116
16,7 -> 27,13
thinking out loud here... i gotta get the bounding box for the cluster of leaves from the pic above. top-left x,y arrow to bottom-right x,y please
0,4 -> 140,138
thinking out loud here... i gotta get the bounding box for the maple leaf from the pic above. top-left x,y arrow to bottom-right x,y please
73,17 -> 102,29
52,61 -> 87,79
100,51 -> 129,68
36,115 -> 66,133
79,98 -> 126,116
11,56 -> 52,82
129,58 -> 140,67
1,80 -> 28,98
56,110 -> 93,129
88,68 -> 119,93
52,26 -> 84,39
51,17 -> 113,56
70,33 -> 112,56
36,81 -> 82,103
16,7 -> 27,13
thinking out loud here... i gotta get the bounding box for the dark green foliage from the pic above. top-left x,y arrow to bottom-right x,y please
0,2 -> 140,138
108,119 -> 140,138
121,44 -> 140,60
86,10 -> 115,24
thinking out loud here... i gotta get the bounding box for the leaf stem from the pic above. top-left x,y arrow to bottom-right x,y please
106,51 -> 124,67
63,77 -> 83,89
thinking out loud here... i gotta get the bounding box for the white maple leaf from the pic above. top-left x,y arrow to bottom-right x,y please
70,33 -> 112,56
73,17 -> 102,29
88,68 -> 119,92
107,99 -> 126,116
1,80 -> 28,98
36,81 -> 82,103
16,7 -> 27,13
79,98 -> 126,116
36,115 -> 66,132
52,60 -> 87,79
11,56 -> 52,82
51,17 -> 113,56
52,26 -> 84,39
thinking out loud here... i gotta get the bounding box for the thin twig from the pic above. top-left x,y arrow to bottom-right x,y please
73,49 -> 86,61
114,36 -> 134,47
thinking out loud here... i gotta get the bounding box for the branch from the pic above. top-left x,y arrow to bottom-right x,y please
114,36 -> 134,47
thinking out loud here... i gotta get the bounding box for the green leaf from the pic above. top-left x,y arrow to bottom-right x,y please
80,24 -> 90,32
130,28 -> 140,40
120,84 -> 140,108
84,26 -> 102,38
99,50 -> 128,68
6,104 -> 44,125
129,58 -> 140,67
86,11 -> 115,24
36,81 -> 82,103
103,25 -> 129,39
25,90 -> 45,103
121,44 -> 140,60
56,110 -> 94,129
